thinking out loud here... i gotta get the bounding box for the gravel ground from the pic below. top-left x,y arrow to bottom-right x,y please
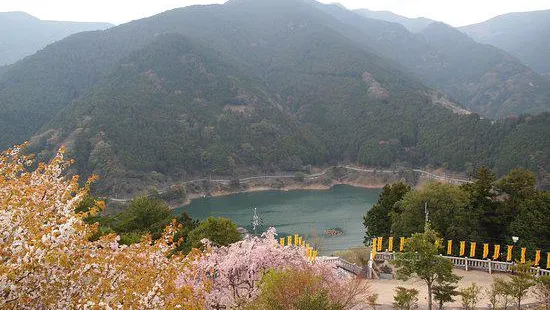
364,269 -> 538,309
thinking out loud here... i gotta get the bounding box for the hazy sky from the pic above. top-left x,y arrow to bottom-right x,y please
1,0 -> 550,26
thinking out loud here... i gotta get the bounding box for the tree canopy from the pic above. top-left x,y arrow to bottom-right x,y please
364,167 -> 550,253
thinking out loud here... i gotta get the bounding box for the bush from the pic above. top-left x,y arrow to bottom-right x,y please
393,287 -> 419,310
486,282 -> 500,310
114,196 -> 172,239
187,217 -> 242,250
433,281 -> 459,310
507,263 -> 536,310
244,268 -> 366,310
494,277 -> 514,310
460,283 -> 482,310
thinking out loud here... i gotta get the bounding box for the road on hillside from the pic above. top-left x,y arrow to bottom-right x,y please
108,166 -> 470,202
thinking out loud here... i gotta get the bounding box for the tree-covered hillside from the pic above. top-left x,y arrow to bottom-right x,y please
315,4 -> 550,118
0,0 -> 549,196
460,10 -> 550,77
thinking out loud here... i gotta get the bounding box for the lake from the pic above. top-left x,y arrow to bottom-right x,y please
174,185 -> 381,253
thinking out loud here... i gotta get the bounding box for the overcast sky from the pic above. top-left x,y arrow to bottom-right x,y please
1,0 -> 550,27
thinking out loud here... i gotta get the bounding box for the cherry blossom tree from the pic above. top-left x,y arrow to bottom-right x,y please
0,144 -> 357,309
189,227 -> 347,309
0,145 -> 205,309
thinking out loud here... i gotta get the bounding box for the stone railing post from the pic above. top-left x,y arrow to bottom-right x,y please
465,257 -> 469,271
488,259 -> 492,274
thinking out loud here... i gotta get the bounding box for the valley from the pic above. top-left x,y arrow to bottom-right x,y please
2,1 -> 550,309
0,0 -> 549,201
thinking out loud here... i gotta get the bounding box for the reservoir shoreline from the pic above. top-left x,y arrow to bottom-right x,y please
182,181 -> 385,206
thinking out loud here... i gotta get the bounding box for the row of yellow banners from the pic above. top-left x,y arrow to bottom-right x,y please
279,234 -> 318,262
371,236 -> 550,269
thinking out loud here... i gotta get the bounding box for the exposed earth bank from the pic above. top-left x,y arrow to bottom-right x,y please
107,166 -> 469,209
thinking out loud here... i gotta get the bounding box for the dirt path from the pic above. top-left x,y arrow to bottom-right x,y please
365,269 -> 537,309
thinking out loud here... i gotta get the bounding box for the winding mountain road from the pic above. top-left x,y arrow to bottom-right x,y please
108,166 -> 471,203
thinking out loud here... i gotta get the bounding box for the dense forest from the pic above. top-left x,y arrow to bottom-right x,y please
364,167 -> 550,256
0,0 -> 549,196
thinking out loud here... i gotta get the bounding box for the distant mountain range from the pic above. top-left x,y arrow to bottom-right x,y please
354,8 -> 434,32
353,7 -> 550,79
315,3 -> 550,118
0,0 -> 549,195
460,10 -> 550,77
0,11 -> 112,65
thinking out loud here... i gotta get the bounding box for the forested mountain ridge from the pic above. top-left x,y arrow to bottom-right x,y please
0,0 -> 549,196
353,8 -> 434,32
0,11 -> 112,65
460,10 -> 550,77
314,4 -> 550,118
418,22 -> 550,118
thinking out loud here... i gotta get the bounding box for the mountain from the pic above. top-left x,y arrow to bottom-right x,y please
417,22 -> 550,118
0,11 -> 112,65
0,0 -> 549,195
460,10 -> 550,77
314,4 -> 550,118
354,8 -> 434,32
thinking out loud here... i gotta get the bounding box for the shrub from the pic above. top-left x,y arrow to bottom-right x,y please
486,282 -> 500,310
460,283 -> 482,310
244,267 -> 367,310
433,281 -> 459,310
393,287 -> 419,310
507,263 -> 536,310
187,216 -> 242,250
494,278 -> 514,310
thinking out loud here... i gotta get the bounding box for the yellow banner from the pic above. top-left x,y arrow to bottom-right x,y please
287,236 -> 292,246
521,247 -> 526,264
470,242 -> 476,258
280,237 -> 284,246
312,250 -> 318,263
400,237 -> 405,252
460,241 -> 466,256
493,245 -> 500,260
447,240 -> 452,255
547,253 -> 550,269
535,250 -> 541,266
294,234 -> 299,246
507,245 -> 513,261
388,237 -> 394,252
372,238 -> 377,258
377,237 -> 383,251
483,244 -> 489,259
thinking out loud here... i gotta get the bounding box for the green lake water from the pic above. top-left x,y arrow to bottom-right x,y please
173,185 -> 381,253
